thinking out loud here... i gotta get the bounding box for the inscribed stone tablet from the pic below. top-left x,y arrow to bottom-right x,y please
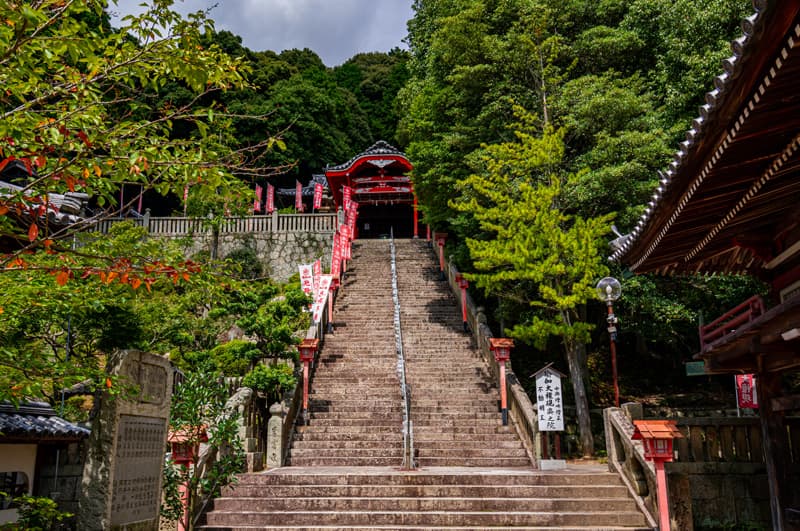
110,415 -> 166,525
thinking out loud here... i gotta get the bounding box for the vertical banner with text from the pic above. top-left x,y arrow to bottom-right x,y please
736,374 -> 758,409
535,367 -> 564,432
295,180 -> 304,212
313,183 -> 323,210
343,186 -> 353,213
254,184 -> 263,213
266,184 -> 275,214
298,263 -> 314,298
330,232 -> 342,279
311,274 -> 333,324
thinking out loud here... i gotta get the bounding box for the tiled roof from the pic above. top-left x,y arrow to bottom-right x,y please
325,141 -> 408,172
0,401 -> 90,440
610,1 -> 789,272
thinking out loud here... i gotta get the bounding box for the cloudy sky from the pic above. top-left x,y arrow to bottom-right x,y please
109,0 -> 414,66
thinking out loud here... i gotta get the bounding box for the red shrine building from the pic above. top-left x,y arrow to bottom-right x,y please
324,141 -> 419,238
613,2 -> 800,528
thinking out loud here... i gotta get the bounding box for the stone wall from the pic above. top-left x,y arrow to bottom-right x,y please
165,231 -> 333,282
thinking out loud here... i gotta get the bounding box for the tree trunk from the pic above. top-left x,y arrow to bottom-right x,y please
564,339 -> 594,456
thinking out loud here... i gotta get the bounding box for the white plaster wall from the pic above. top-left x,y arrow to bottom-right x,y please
0,443 -> 36,524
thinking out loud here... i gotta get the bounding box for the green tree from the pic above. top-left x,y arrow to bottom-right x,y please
453,109 -> 613,454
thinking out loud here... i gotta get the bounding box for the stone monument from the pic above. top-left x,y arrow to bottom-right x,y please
78,350 -> 173,531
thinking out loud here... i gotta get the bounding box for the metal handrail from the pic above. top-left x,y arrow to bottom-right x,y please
390,228 -> 415,469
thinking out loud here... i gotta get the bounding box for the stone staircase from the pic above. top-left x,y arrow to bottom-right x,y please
290,239 -> 403,467
197,238 -> 651,530
394,239 -> 530,467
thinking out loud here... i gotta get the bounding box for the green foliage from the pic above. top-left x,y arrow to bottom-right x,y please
224,245 -> 263,280
0,494 -> 72,531
163,370 -> 245,525
208,340 -> 262,376
242,363 -> 297,403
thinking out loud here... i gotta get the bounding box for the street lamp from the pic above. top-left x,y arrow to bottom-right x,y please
596,276 -> 622,407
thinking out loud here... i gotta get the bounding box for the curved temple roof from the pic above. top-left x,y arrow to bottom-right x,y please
612,1 -> 800,275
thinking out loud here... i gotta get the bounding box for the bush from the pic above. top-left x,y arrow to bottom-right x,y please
242,363 -> 297,403
209,340 -> 262,376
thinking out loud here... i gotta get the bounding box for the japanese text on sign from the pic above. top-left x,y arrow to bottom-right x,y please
535,368 -> 564,432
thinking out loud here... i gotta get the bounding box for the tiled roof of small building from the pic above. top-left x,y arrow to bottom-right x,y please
0,401 -> 90,440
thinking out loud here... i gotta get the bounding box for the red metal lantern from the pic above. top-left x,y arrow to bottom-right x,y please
632,420 -> 683,530
435,232 -> 448,280
488,338 -> 514,425
456,273 -> 469,332
168,426 -> 208,466
299,338 -> 320,423
489,337 -> 513,362
299,338 -> 319,364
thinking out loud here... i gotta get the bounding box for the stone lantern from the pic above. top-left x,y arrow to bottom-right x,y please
632,420 -> 683,531
488,337 -> 514,425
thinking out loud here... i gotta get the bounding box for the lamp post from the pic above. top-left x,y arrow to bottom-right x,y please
596,276 -> 622,407
489,338 -> 514,426
632,420 -> 683,531
436,232 -> 448,280
168,426 -> 208,531
299,338 -> 319,424
456,273 -> 469,332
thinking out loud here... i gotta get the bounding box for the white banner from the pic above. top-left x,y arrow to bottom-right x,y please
536,368 -> 564,432
298,263 -> 314,297
311,274 -> 333,324
313,259 -> 321,296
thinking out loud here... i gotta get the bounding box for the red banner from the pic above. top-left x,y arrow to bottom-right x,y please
266,184 -> 275,214
343,186 -> 352,212
348,201 -> 358,233
295,180 -> 304,212
313,183 -> 323,209
331,232 -> 342,279
254,184 -> 263,213
736,374 -> 758,409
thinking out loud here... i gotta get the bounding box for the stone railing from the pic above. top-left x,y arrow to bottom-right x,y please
265,292 -> 332,469
433,244 -> 540,466
603,404 -> 660,528
90,211 -> 338,236
604,403 -> 800,529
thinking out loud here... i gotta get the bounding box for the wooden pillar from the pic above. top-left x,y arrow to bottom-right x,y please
758,370 -> 787,530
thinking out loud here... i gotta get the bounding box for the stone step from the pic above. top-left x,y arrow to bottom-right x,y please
231,471 -> 628,487
201,509 -> 647,527
209,496 -> 641,513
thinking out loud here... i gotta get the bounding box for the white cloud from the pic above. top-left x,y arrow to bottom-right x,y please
110,0 -> 412,65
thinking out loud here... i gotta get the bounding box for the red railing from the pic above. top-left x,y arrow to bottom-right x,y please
699,295 -> 765,351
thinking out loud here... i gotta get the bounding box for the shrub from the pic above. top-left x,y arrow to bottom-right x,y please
242,363 -> 297,403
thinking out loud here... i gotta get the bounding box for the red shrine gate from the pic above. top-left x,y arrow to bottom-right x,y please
325,141 -> 419,238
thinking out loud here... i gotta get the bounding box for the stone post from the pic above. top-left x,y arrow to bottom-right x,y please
265,402 -> 283,468
78,350 -> 173,531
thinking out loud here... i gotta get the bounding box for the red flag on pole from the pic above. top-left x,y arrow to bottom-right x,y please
254,184 -> 263,213
266,184 -> 275,214
313,183 -> 323,210
296,180 -> 304,212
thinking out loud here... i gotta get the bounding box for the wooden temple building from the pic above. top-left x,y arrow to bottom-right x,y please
324,141 -> 419,238
612,2 -> 800,528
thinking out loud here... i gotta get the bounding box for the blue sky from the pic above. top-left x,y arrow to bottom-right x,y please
109,0 -> 414,66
